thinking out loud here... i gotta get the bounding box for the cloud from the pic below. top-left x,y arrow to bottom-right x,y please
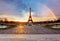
0,0 -> 27,16
0,0 -> 60,21
46,0 -> 60,17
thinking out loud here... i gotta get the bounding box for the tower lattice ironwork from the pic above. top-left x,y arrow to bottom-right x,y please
28,8 -> 33,25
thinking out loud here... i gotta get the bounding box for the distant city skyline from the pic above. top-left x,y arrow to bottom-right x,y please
0,0 -> 60,22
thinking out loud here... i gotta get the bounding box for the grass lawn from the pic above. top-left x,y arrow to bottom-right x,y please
45,25 -> 60,30
0,25 -> 17,30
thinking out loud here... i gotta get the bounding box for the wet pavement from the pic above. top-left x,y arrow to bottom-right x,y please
0,25 -> 60,34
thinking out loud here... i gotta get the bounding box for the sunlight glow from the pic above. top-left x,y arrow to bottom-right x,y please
32,5 -> 57,22
0,5 -> 57,22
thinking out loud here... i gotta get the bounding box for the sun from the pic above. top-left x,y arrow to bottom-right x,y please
14,19 -> 27,22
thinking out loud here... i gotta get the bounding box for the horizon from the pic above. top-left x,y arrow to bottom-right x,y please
0,0 -> 60,22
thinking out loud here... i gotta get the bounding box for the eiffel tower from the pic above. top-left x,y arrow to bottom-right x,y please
28,8 -> 33,26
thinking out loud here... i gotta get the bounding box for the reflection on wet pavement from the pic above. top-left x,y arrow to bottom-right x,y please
0,25 -> 60,34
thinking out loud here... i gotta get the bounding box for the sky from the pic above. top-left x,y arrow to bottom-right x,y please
0,0 -> 60,22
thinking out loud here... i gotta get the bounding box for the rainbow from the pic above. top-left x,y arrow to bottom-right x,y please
44,5 -> 57,20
